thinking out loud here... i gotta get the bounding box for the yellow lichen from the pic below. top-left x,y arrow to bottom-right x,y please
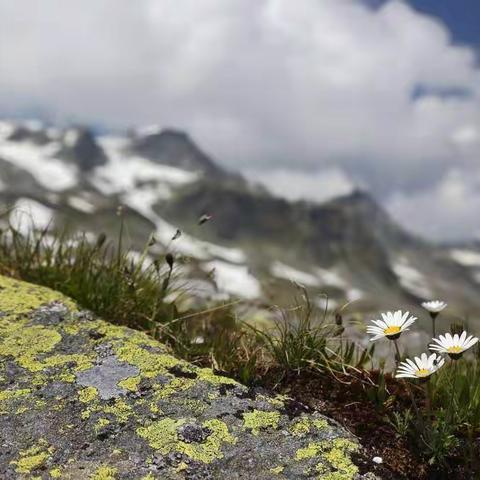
153,377 -> 195,399
91,465 -> 117,480
180,419 -> 236,463
295,438 -> 359,480
0,275 -> 74,316
115,343 -> 180,377
197,368 -> 238,386
137,418 -> 236,464
104,398 -> 133,423
117,375 -> 141,392
243,410 -> 280,435
0,388 -> 31,402
0,322 -> 62,372
50,467 -> 62,478
269,465 -> 285,474
289,416 -> 329,437
78,386 -> 98,403
10,440 -> 52,474
94,418 -> 111,433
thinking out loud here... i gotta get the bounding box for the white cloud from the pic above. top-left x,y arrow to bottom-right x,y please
387,169 -> 480,240
1,0 -> 480,237
246,167 -> 356,204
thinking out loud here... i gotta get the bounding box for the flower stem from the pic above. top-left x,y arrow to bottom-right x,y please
393,339 -> 402,366
430,312 -> 437,338
448,359 -> 458,424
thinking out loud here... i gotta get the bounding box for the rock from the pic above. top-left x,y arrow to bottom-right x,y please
0,275 -> 373,479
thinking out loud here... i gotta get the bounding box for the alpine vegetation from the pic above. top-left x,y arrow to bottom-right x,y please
366,300 -> 480,472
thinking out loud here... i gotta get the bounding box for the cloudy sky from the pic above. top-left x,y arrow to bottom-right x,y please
1,0 -> 480,240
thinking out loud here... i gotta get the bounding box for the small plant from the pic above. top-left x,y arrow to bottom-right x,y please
250,285 -> 370,381
366,302 -> 480,470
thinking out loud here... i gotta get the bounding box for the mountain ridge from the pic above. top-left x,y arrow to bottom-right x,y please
0,118 -> 479,317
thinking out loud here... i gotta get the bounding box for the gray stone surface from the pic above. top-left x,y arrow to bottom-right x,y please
0,275 -> 373,479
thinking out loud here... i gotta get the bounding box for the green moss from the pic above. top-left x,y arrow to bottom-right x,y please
79,386 -> 98,403
137,418 -> 236,464
91,465 -> 117,480
243,410 -> 280,435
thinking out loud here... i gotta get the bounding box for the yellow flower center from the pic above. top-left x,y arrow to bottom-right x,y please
447,346 -> 463,354
415,369 -> 430,377
384,326 -> 401,336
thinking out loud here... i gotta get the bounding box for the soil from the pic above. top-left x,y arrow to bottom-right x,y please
262,369 -> 479,480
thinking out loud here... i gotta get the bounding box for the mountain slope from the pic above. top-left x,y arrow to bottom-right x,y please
0,119 -> 479,318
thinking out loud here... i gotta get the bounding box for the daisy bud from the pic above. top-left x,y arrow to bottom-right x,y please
165,253 -> 174,270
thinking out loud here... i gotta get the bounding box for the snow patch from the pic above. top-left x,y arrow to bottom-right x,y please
392,258 -> 432,299
315,268 -> 347,289
94,137 -> 197,195
67,196 -> 95,213
271,261 -> 320,287
9,198 -> 54,235
204,260 -> 261,299
450,249 -> 480,267
0,140 -> 77,191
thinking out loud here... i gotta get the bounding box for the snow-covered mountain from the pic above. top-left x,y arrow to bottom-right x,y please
1,118 -> 480,320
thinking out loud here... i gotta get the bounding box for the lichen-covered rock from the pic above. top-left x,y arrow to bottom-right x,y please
0,275 -> 372,479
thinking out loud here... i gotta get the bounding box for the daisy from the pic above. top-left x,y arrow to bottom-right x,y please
429,331 -> 479,359
395,352 -> 445,380
366,310 -> 417,341
422,300 -> 447,338
421,300 -> 447,315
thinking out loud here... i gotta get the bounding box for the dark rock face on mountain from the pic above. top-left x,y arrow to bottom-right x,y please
6,125 -> 51,145
58,127 -> 108,171
130,129 -> 223,176
0,276 -> 372,479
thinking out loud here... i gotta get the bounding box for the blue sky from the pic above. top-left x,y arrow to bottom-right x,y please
369,0 -> 480,50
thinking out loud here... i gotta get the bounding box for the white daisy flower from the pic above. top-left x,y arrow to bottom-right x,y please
421,300 -> 447,315
395,352 -> 445,380
366,310 -> 417,341
429,331 -> 479,359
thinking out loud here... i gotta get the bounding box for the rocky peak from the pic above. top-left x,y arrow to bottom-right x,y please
130,128 -> 223,175
58,127 -> 108,171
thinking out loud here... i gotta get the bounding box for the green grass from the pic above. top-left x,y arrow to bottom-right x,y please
0,224 -> 365,386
